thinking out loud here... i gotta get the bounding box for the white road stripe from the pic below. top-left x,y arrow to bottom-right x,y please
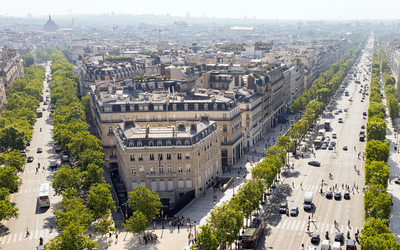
280,219 -> 288,230
35,230 -> 39,239
12,233 -> 17,242
300,221 -> 306,231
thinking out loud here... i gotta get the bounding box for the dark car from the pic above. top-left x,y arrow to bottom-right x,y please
37,147 -> 43,153
346,239 -> 356,250
344,191 -> 350,199
20,150 -> 27,157
363,111 -> 367,116
328,145 -> 334,150
27,156 -> 34,163
326,190 -> 333,199
334,192 -> 341,200
311,234 -> 320,244
335,232 -> 344,243
279,201 -> 288,213
26,141 -> 30,146
308,161 -> 321,167
361,125 -> 365,129
290,207 -> 299,216
395,177 -> 400,184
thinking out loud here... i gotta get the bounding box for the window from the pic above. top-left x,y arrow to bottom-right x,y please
223,124 -> 227,132
223,113 -> 227,119
176,141 -> 181,146
178,165 -> 183,173
184,104 -> 188,110
177,153 -> 182,160
214,104 -> 218,110
167,153 -> 171,160
158,154 -> 163,161
185,152 -> 190,160
166,141 -> 171,146
224,136 -> 227,143
158,105 -> 164,111
173,104 -> 177,111
167,165 -> 172,173
130,154 -> 135,161
132,180 -> 137,188
137,142 -> 142,147
154,105 -> 159,111
159,165 -> 164,174
130,105 -> 135,111
149,141 -> 154,146
144,106 -> 149,111
128,141 -> 134,147
150,166 -> 155,174
185,140 -> 190,146
195,113 -> 198,119
108,127 -> 113,133
146,115 -> 150,121
151,180 -> 157,191
204,104 -> 208,110
222,104 -> 225,109
159,179 -> 165,191
121,105 -> 126,112
157,141 -> 162,146
140,180 -> 146,186
246,113 -> 249,119
139,154 -> 143,161
150,154 -> 154,161
139,166 -> 144,174
178,179 -> 184,188
195,104 -> 199,110
186,165 -> 191,173
104,106 -> 112,112
158,115 -> 162,121
139,106 -> 144,111
168,179 -> 174,190
185,114 -> 188,120
186,179 -> 192,188
107,115 -> 112,121
131,166 -> 136,175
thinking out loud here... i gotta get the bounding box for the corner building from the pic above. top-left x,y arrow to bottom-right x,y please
115,118 -> 221,203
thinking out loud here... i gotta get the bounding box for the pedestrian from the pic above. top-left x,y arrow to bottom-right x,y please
292,182 -> 294,188
190,223 -> 192,229
115,233 -> 118,241
43,166 -> 45,172
188,234 -> 191,244
178,223 -> 180,231
348,220 -> 350,227
300,182 -> 302,189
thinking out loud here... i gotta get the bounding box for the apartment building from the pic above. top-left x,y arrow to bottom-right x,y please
114,118 -> 221,202
90,82 -> 243,168
0,49 -> 24,110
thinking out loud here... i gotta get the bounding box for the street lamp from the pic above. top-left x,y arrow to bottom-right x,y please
233,180 -> 235,196
161,209 -> 165,229
194,221 -> 197,242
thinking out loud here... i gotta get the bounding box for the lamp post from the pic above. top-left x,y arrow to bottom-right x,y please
233,180 -> 235,196
194,221 -> 197,242
161,209 -> 165,229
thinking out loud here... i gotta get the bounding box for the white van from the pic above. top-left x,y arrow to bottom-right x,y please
321,240 -> 330,250
338,116 -> 343,123
332,241 -> 341,250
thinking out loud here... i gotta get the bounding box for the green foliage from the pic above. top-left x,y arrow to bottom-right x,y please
51,165 -> 82,195
366,118 -> 387,141
94,217 -> 117,248
123,211 -> 148,242
364,184 -> 392,220
0,187 -> 19,221
365,161 -> 389,188
0,166 -> 22,194
45,223 -> 98,250
368,102 -> 385,119
22,53 -> 35,67
80,164 -> 105,192
366,140 -> 390,163
35,49 -> 51,61
127,185 -> 162,224
207,202 -> 243,248
0,150 -> 26,172
87,183 -> 115,217
191,225 -> 219,250
0,125 -> 26,152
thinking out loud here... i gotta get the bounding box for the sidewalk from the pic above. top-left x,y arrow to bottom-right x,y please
99,113 -> 298,250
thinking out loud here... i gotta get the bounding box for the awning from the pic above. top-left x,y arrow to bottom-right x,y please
109,160 -> 118,163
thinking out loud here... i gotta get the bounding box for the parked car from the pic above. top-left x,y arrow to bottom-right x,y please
344,191 -> 350,199
361,125 -> 365,129
279,201 -> 288,213
20,150 -> 27,157
343,145 -> 348,150
37,147 -> 43,153
326,190 -> 333,199
27,156 -> 34,163
334,192 -> 341,200
308,161 -> 321,166
332,132 -> 337,139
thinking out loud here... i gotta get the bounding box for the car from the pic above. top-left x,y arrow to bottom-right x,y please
363,111 -> 367,116
27,156 -> 34,163
395,177 -> 400,184
332,132 -> 337,138
290,206 -> 299,216
308,161 -> 321,166
366,92 -> 369,95
325,135 -> 330,141
361,125 -> 365,129
361,99 -> 364,102
338,109 -> 342,113
343,145 -> 348,150
344,191 -> 350,199
334,191 -> 341,200
334,110 -> 339,115
37,147 -> 43,153
330,141 -> 336,146
46,88 -> 49,92
321,143 -> 328,149
43,101 -> 48,105
328,145 -> 333,150
26,141 -> 30,146
311,234 -> 320,244
344,108 -> 348,112
346,239 -> 356,250
335,232 -> 344,243
20,150 -> 27,157
326,190 -> 333,198
279,201 -> 288,213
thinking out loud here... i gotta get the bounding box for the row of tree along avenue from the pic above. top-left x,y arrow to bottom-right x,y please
0,64 -> 45,225
360,38 -> 400,249
45,51 -> 162,249
191,38 -> 365,249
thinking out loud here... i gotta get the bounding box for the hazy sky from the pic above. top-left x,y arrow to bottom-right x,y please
2,0 -> 400,20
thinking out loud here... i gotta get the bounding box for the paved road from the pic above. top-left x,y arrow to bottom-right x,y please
0,64 -> 62,249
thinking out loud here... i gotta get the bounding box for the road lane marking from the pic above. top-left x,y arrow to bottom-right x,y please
35,230 -> 39,239
13,233 -> 17,242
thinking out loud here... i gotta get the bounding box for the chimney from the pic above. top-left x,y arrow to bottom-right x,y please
145,125 -> 150,137
190,123 -> 197,132
124,119 -> 135,128
172,125 -> 176,137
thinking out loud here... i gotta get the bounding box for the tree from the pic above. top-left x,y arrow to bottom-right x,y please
364,185 -> 392,221
123,211 -> 148,243
77,149 -> 105,171
0,125 -> 26,152
51,165 -> 82,195
22,53 -> 35,67
67,132 -> 102,160
368,102 -> 385,119
365,161 -> 390,188
80,164 -> 105,192
87,183 -> 115,218
366,140 -> 390,162
0,150 -> 26,172
191,225 -> 219,250
94,217 -> 117,248
45,223 -> 98,250
388,97 -> 400,121
0,166 -> 22,194
207,202 -> 243,248
0,187 -> 19,221
366,118 -> 386,141
127,185 -> 162,223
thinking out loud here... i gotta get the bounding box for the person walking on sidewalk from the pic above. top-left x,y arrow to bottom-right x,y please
26,228 -> 30,237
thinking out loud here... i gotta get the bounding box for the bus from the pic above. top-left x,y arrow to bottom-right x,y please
38,183 -> 50,208
37,109 -> 43,118
314,136 -> 324,148
241,217 -> 264,250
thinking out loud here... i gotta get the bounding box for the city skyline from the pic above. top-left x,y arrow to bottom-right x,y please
2,0 -> 400,20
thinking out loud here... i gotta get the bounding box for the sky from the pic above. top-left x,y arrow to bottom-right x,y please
2,0 -> 400,20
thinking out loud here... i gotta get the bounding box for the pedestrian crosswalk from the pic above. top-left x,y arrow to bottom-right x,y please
294,184 -> 362,194
316,152 -> 358,158
270,219 -> 361,237
0,228 -> 60,244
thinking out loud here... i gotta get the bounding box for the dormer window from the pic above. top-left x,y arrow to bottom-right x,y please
128,141 -> 134,147
149,141 -> 154,146
214,104 -> 218,110
121,105 -> 126,112
184,104 -> 188,111
176,141 -> 181,146
222,104 -> 225,109
104,106 -> 112,112
204,104 -> 208,110
194,104 -> 199,110
185,141 -> 190,146
137,142 -> 142,147
157,141 -> 162,146
173,104 -> 177,111
166,141 -> 171,146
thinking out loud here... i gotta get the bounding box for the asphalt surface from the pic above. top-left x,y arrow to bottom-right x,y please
0,63 -> 62,249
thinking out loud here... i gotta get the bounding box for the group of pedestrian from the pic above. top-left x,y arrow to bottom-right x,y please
143,232 -> 157,244
168,215 -> 191,230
